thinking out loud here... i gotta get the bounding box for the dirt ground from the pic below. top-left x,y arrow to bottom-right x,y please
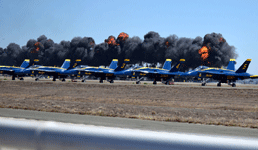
0,78 -> 258,128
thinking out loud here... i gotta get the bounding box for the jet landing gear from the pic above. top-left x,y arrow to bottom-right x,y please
217,81 -> 236,87
62,78 -> 66,82
231,83 -> 236,87
53,76 -> 57,81
109,80 -> 114,83
12,75 -> 15,80
153,80 -> 157,85
201,78 -> 210,86
99,80 -> 103,83
163,79 -> 174,85
19,77 -> 24,80
136,77 -> 144,84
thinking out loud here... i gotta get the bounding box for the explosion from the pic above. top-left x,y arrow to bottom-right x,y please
165,41 -> 169,48
105,36 -> 119,46
0,32 -> 237,71
117,32 -> 129,42
199,46 -> 209,60
31,42 -> 43,53
198,34 -> 229,66
219,37 -> 226,42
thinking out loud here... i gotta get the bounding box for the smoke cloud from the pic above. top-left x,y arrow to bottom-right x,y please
0,32 -> 237,71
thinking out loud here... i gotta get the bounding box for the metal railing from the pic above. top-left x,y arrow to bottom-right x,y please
0,117 -> 257,150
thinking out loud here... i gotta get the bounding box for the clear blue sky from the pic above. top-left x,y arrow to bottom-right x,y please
0,0 -> 257,74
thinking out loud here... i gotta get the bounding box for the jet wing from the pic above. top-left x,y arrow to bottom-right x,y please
133,70 -> 155,74
31,69 -> 58,76
158,71 -> 182,76
198,71 -> 235,76
133,70 -> 161,76
250,75 -> 258,79
197,71 -> 252,79
0,70 -> 14,75
81,69 -> 115,77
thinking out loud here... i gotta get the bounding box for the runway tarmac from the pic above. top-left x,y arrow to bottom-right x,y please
1,76 -> 258,89
1,108 -> 257,138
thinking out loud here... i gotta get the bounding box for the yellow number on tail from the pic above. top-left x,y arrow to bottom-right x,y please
121,63 -> 125,69
176,64 -> 180,69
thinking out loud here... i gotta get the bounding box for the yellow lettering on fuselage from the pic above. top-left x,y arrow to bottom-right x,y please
160,75 -> 168,77
227,76 -> 235,79
38,72 -> 45,74
206,74 -> 212,77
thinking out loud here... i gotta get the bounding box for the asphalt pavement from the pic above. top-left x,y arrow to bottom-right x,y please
0,108 -> 257,138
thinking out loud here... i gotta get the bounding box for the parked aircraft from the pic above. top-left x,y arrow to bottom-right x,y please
81,59 -> 130,83
133,59 -> 185,85
186,59 -> 236,81
182,59 -> 258,87
59,59 -> 119,82
29,59 -> 72,81
0,59 -> 31,80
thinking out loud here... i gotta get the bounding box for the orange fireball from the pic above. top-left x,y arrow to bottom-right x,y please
117,32 -> 129,41
199,46 -> 209,60
165,41 -> 169,48
105,36 -> 119,46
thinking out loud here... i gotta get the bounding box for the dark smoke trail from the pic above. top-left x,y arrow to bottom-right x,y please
0,32 -> 238,71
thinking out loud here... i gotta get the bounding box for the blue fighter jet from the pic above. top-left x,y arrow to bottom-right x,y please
182,59 -> 258,87
81,59 -> 130,83
133,59 -> 185,85
0,59 -> 31,80
183,58 -> 236,82
29,59 -> 72,81
61,59 -> 119,82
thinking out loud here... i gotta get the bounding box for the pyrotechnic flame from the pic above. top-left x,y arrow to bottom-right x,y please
198,46 -> 209,60
165,41 -> 169,48
34,42 -> 41,51
30,42 -> 43,53
219,37 -> 225,42
105,36 -> 119,46
117,32 -> 129,41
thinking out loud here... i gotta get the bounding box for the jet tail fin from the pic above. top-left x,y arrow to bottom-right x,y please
32,59 -> 40,66
67,59 -> 81,69
20,59 -> 30,68
236,59 -> 251,73
61,59 -> 71,69
162,59 -> 172,70
226,59 -> 236,71
169,59 -> 185,72
114,59 -> 130,71
109,59 -> 118,69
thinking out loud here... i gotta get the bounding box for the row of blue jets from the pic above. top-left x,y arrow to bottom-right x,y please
0,58 -> 257,87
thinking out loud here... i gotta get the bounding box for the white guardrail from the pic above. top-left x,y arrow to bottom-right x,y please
0,117 -> 258,150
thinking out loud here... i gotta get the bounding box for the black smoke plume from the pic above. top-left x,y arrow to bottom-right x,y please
0,32 -> 237,71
